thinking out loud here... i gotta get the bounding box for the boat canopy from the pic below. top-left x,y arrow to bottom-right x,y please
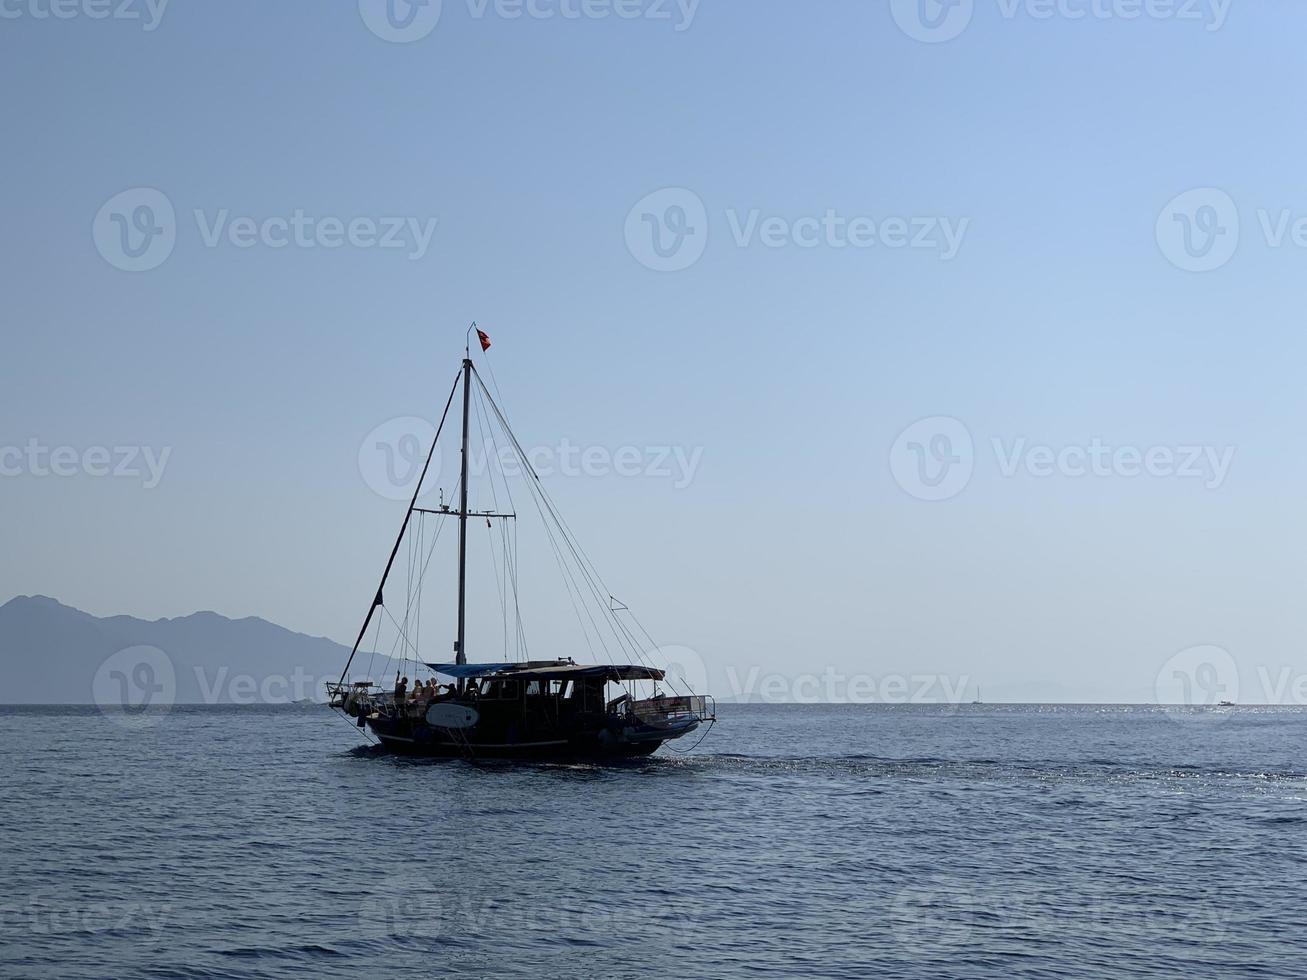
426,660 -> 665,682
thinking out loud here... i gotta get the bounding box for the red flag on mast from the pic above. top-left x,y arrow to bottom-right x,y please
476,329 -> 492,352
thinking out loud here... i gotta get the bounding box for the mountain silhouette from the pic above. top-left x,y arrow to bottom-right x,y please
0,595 -> 353,704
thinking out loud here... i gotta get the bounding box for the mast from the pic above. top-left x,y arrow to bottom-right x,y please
455,356 -> 472,665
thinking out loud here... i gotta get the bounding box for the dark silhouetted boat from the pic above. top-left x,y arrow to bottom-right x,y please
328,331 -> 713,759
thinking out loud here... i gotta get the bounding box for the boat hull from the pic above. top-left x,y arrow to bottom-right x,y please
363,712 -> 698,760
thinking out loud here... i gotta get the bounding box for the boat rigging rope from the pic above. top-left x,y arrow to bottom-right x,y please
328,699 -> 380,746
472,369 -> 683,688
334,370 -> 460,690
472,377 -> 621,655
377,501 -> 450,677
413,514 -> 422,676
471,390 -> 513,661
472,382 -> 604,662
662,717 -> 715,755
364,612 -> 383,689
469,375 -> 529,661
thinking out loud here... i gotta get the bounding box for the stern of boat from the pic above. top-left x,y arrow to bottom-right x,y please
617,694 -> 715,747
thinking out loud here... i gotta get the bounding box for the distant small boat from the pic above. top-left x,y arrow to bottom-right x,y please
1217,700 -> 1236,707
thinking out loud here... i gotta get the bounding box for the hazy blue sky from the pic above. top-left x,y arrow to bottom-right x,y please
3,0 -> 1305,702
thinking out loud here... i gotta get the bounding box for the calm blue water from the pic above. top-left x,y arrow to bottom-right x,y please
2,703 -> 1305,979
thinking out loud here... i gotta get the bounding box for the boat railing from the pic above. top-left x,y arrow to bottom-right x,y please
630,694 -> 715,727
333,683 -> 717,726
354,690 -> 457,719
325,681 -> 380,710
326,683 -> 419,718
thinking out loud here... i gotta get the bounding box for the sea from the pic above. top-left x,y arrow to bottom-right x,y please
2,703 -> 1305,980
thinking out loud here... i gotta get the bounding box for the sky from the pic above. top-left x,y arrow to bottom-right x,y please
2,0 -> 1306,703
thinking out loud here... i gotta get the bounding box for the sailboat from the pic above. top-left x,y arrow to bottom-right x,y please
327,332 -> 714,759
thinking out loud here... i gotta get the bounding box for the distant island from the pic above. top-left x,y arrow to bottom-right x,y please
0,595 -> 353,705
